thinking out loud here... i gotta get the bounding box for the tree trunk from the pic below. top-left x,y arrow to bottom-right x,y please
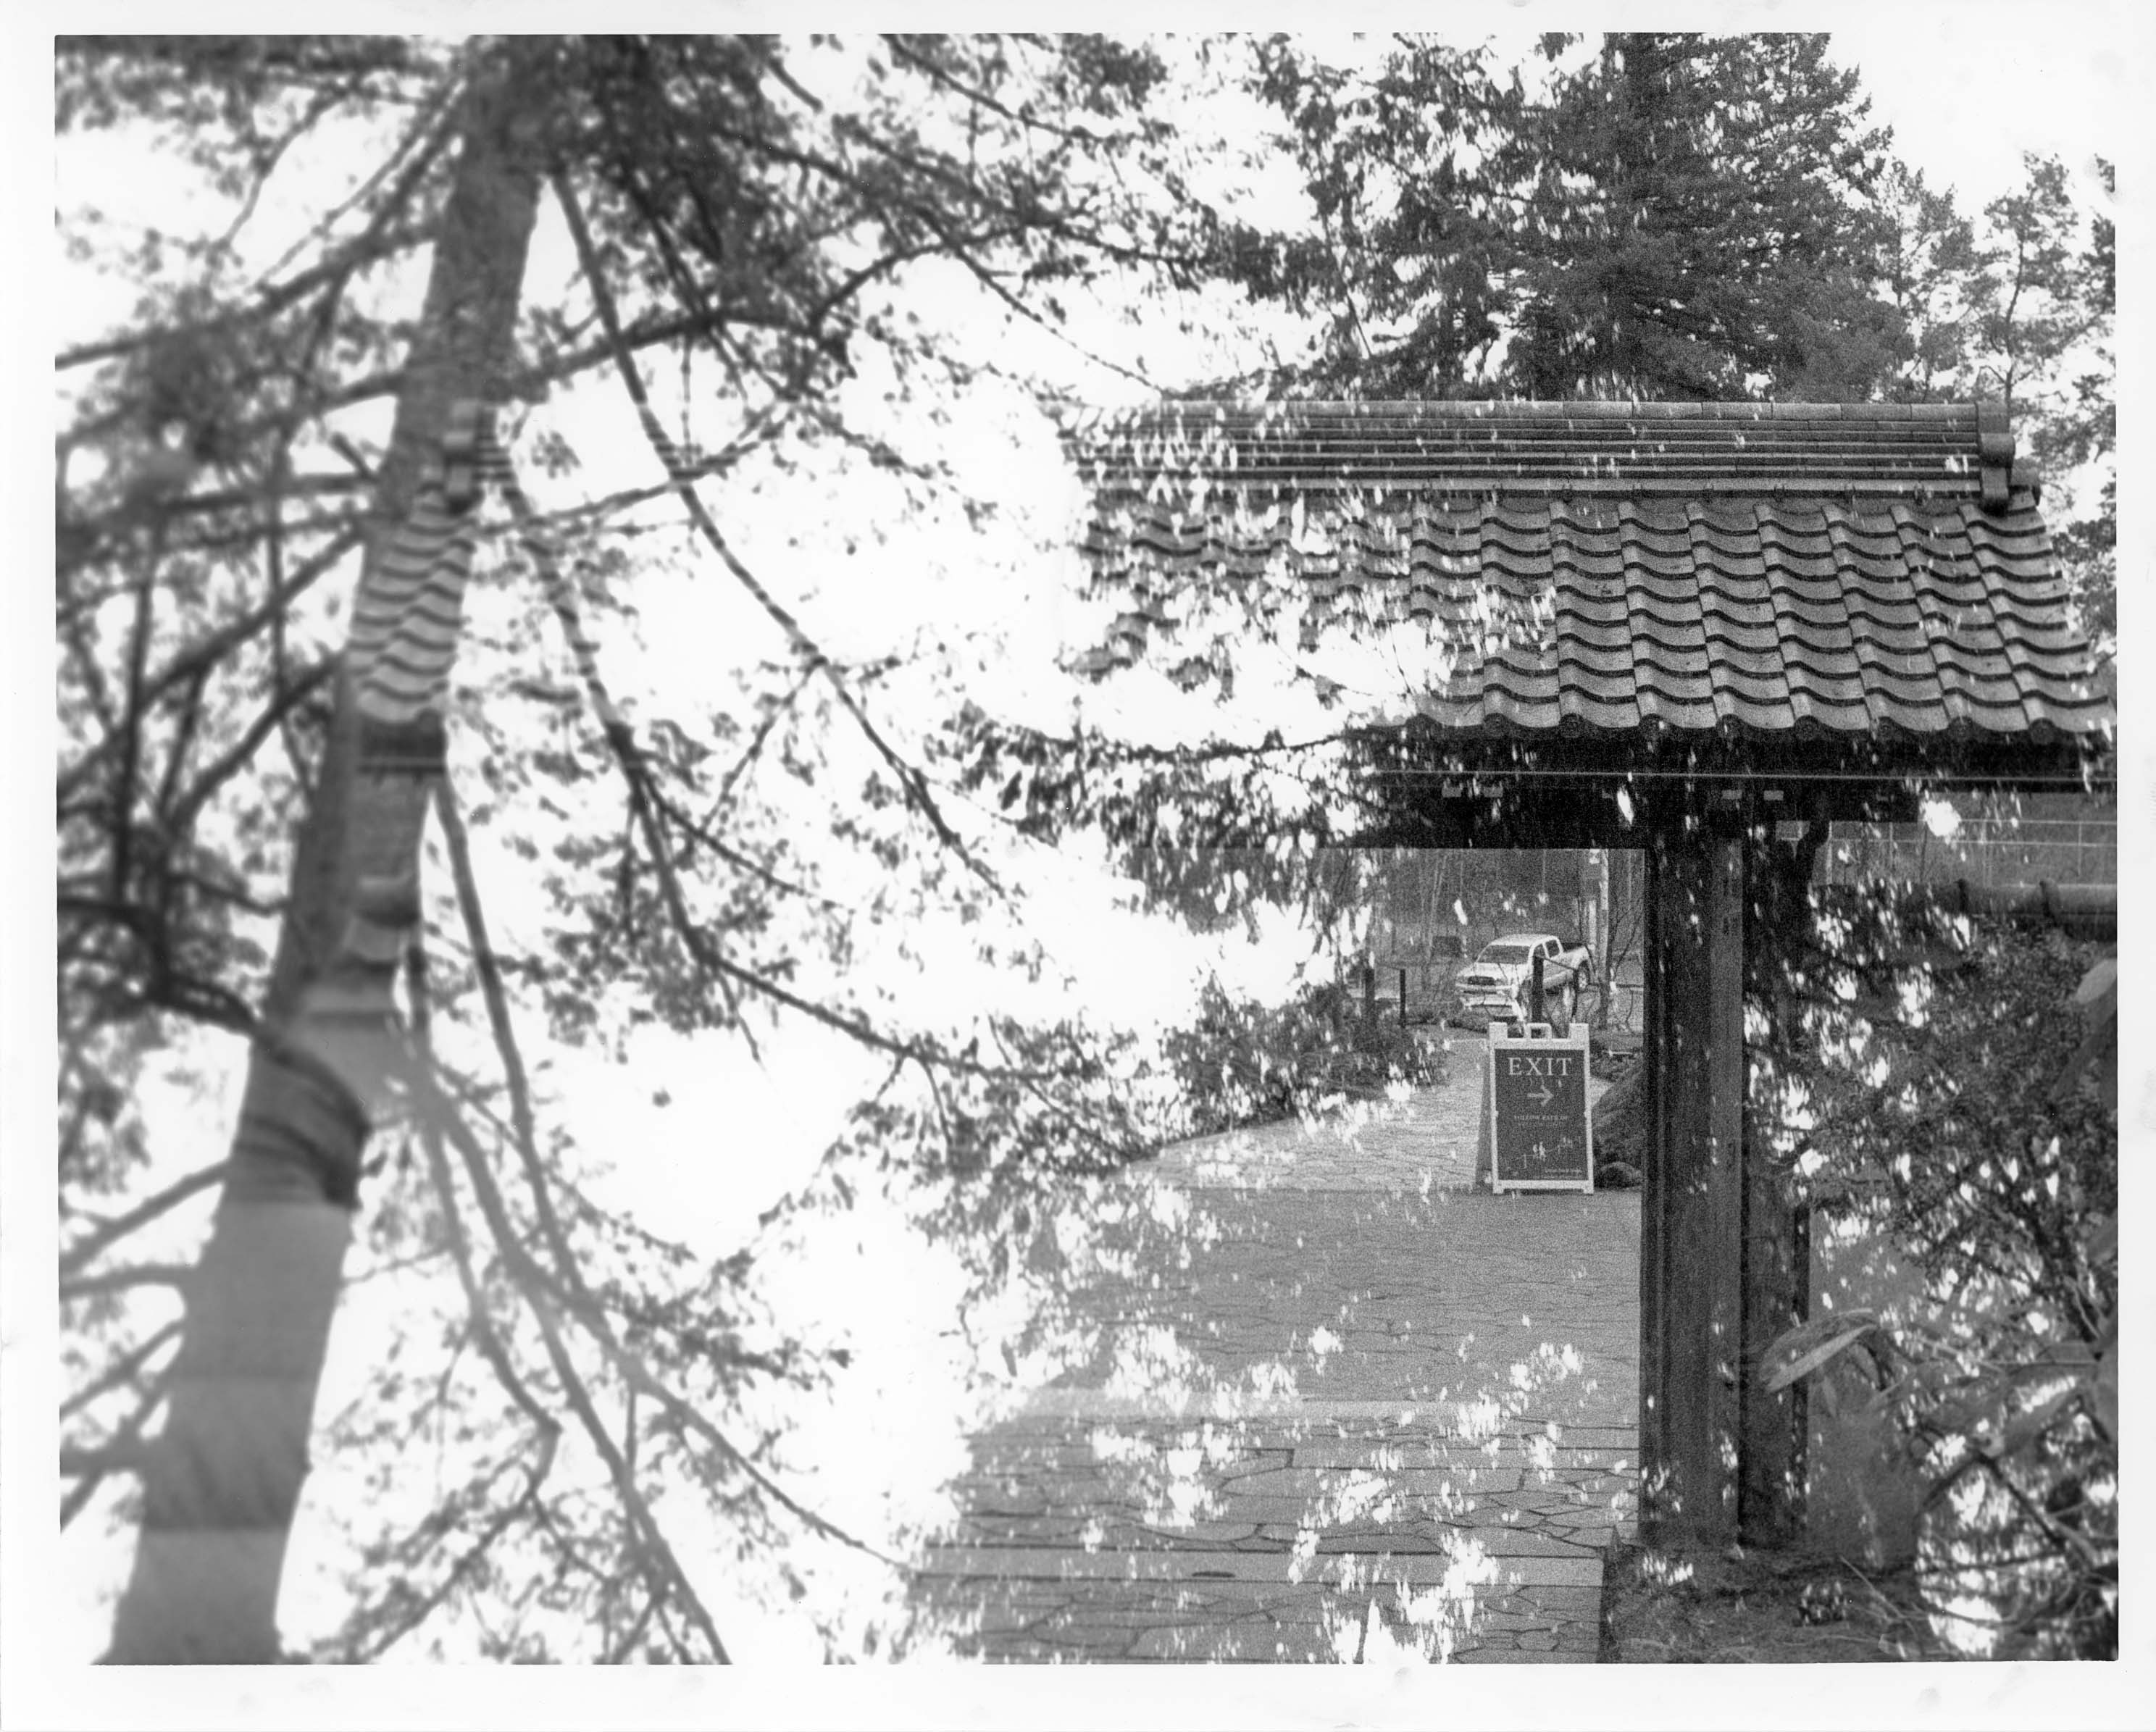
108,41 -> 548,1662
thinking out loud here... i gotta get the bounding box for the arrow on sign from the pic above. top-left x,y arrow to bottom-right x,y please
1529,1082 -> 1556,1107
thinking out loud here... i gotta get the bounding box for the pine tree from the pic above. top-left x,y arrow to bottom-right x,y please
1219,32 -> 1902,401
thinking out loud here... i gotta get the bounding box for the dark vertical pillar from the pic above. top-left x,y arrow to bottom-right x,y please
1640,814 -> 1745,1547
1638,837 -> 1666,1511
1738,824 -> 1822,1544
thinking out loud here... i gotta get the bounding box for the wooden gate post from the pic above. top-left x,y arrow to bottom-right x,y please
1737,824 -> 1823,1545
1639,812 -> 1746,1546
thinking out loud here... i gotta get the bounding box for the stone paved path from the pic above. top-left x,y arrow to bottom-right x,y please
914,1034 -> 1642,1663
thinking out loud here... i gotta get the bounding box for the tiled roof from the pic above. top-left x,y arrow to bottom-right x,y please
1065,401 -> 2110,748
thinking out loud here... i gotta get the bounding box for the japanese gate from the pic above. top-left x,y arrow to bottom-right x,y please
1067,399 -> 2113,1546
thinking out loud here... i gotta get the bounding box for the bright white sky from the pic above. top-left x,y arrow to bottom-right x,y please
1825,8 -> 2118,209
11,11 -> 2152,1730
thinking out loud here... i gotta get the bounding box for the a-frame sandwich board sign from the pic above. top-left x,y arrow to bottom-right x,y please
1482,1021 -> 1594,1194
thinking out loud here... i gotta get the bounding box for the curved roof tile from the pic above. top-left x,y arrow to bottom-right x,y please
1066,400 -> 2110,750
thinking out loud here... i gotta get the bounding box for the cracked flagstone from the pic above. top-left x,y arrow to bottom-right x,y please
912,1031 -> 1639,1664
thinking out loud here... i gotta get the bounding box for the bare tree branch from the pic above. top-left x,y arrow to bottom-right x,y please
60,1263 -> 192,1304
402,1056 -> 735,1663
60,1368 -> 171,1530
62,1163 -> 231,1279
62,1439 -> 155,1478
427,794 -> 912,1570
166,658 -> 335,834
60,1320 -> 183,1422
346,1430 -> 559,1663
550,169 -> 1001,887
404,932 -> 564,1447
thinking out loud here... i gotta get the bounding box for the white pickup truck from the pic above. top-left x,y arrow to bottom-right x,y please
1453,932 -> 1595,1025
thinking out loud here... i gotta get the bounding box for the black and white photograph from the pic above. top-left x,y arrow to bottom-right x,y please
9,8 -> 2144,1728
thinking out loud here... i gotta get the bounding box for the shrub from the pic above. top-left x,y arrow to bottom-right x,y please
1763,909 -> 2116,1658
1163,977 -> 1448,1137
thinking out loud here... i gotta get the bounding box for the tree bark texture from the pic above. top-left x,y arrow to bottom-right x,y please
109,41 -> 548,1662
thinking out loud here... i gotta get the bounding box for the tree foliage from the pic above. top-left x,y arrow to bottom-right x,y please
1164,977 -> 1447,1137
1214,30 -> 2116,652
1212,30 -> 2114,659
1218,33 -> 1899,401
49,28 -> 2120,1670
54,30 -> 1232,1663
1868,150 -> 2115,653
1973,157 -> 2115,654
1756,906 -> 2116,1658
